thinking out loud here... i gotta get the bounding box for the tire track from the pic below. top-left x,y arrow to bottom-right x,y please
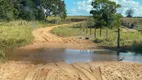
0,61 -> 142,80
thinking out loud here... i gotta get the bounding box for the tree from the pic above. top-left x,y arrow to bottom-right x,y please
0,0 -> 67,21
90,0 -> 121,40
39,0 -> 67,20
125,9 -> 134,17
86,17 -> 95,35
58,1 -> 67,20
90,10 -> 105,38
0,0 -> 17,21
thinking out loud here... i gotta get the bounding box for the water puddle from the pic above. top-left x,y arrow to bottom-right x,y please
6,48 -> 142,64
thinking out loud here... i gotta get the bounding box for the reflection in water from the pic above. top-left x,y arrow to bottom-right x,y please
117,51 -> 124,61
6,48 -> 142,64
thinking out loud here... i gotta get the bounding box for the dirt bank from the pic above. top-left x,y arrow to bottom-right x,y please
0,61 -> 142,80
19,22 -> 95,50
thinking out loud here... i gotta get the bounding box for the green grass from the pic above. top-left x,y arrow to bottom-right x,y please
93,28 -> 142,47
0,20 -> 34,58
137,23 -> 142,30
51,22 -> 86,37
52,26 -> 84,37
93,28 -> 142,51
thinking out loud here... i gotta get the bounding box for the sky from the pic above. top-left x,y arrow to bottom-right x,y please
64,0 -> 142,17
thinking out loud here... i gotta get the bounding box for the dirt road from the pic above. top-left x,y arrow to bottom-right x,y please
0,61 -> 142,80
21,23 -> 94,50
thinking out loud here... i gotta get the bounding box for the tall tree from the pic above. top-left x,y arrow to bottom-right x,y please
90,0 -> 121,40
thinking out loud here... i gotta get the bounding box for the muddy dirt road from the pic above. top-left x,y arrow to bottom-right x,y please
0,61 -> 142,80
20,23 -> 94,50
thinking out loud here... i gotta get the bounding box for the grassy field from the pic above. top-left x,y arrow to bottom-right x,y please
47,16 -> 89,24
122,17 -> 142,30
122,18 -> 142,23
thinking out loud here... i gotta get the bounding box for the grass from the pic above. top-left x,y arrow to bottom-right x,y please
93,28 -> 142,47
52,26 -> 84,37
0,20 -> 34,58
51,22 -> 87,37
137,23 -> 142,30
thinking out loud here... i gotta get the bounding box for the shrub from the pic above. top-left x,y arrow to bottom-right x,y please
93,38 -> 104,43
47,16 -> 61,24
131,41 -> 142,52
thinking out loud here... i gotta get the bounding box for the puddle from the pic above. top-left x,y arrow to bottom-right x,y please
6,48 -> 142,64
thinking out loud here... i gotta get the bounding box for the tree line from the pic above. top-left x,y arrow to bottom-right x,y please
0,0 -> 66,21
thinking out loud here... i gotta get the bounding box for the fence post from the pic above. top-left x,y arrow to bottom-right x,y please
117,29 -> 120,49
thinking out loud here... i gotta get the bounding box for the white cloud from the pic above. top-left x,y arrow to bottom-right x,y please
117,0 -> 142,17
69,0 -> 142,16
74,0 -> 93,12
68,0 -> 93,16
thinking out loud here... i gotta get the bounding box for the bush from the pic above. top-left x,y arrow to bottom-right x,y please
86,17 -> 95,27
93,38 -> 104,43
47,16 -> 61,24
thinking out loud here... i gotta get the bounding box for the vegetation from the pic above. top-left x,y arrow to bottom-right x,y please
52,26 -> 83,37
52,22 -> 86,37
0,0 -> 66,21
0,20 -> 33,59
131,41 -> 142,52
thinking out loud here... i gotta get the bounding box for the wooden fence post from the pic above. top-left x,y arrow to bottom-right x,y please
117,29 -> 120,49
